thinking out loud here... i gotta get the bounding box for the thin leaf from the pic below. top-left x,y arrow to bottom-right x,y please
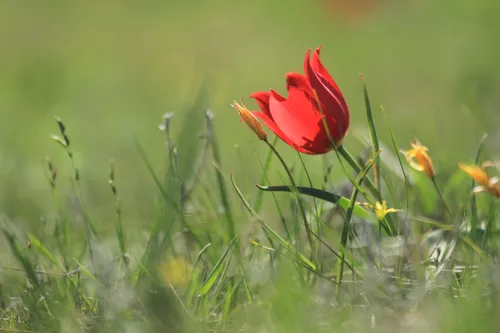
254,136 -> 277,212
337,153 -> 378,298
231,174 -> 316,271
255,185 -> 371,220
28,233 -> 65,271
135,139 -> 179,211
199,237 -> 236,296
483,203 -> 497,248
50,135 -> 67,148
186,243 -> 212,306
409,215 -> 453,230
459,234 -> 484,257
73,259 -> 98,282
3,229 -> 41,290
361,75 -> 381,192
176,82 -> 209,183
251,239 -> 276,252
210,117 -> 236,245
471,133 -> 488,242
381,105 -> 410,213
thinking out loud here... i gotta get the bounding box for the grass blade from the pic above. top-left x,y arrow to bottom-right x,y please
175,83 -> 209,185
73,259 -> 99,282
135,139 -> 179,211
3,229 -> 42,290
255,185 -> 371,220
381,105 -> 410,214
336,153 -> 378,298
361,75 -> 381,192
210,112 -> 237,246
470,133 -> 488,242
254,136 -> 277,212
199,237 -> 236,296
28,233 -> 65,271
231,174 -> 316,271
186,243 -> 212,306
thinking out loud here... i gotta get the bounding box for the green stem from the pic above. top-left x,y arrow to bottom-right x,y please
361,76 -> 381,193
338,145 -> 381,200
431,177 -> 452,221
338,145 -> 397,236
265,139 -> 317,266
335,155 -> 378,299
471,133 -> 488,242
336,178 -> 362,299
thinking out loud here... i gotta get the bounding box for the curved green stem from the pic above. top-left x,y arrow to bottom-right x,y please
265,139 -> 317,266
338,145 -> 381,200
431,177 -> 452,221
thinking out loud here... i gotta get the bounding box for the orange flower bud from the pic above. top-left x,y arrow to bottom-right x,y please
401,139 -> 435,179
232,101 -> 268,141
459,163 -> 500,198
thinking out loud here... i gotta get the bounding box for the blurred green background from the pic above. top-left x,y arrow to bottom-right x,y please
1,0 -> 499,230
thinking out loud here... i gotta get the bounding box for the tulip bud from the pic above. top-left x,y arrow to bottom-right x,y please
459,163 -> 500,198
401,140 -> 435,179
232,101 -> 268,141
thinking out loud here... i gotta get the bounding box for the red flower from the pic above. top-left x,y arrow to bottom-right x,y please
250,46 -> 349,154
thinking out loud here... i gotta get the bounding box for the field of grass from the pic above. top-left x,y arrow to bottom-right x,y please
0,0 -> 500,332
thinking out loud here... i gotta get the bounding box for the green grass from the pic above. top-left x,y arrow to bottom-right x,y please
1,85 -> 499,332
1,0 -> 500,332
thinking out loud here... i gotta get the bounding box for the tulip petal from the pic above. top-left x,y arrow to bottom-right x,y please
246,47 -> 351,154
309,46 -> 347,107
250,91 -> 272,117
305,49 -> 349,137
459,164 -> 490,187
285,73 -> 313,97
250,111 -> 295,147
253,111 -> 314,154
268,88 -> 331,154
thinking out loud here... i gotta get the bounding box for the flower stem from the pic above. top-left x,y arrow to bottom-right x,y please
265,139 -> 317,267
338,145 -> 398,236
336,177 -> 362,300
431,177 -> 452,221
338,145 -> 381,201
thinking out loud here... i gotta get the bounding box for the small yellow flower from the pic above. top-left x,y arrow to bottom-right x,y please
374,201 -> 402,220
459,162 -> 500,198
361,200 -> 401,221
159,256 -> 193,287
401,139 -> 435,179
232,100 -> 268,141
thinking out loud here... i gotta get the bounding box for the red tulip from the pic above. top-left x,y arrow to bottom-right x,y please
250,46 -> 349,154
